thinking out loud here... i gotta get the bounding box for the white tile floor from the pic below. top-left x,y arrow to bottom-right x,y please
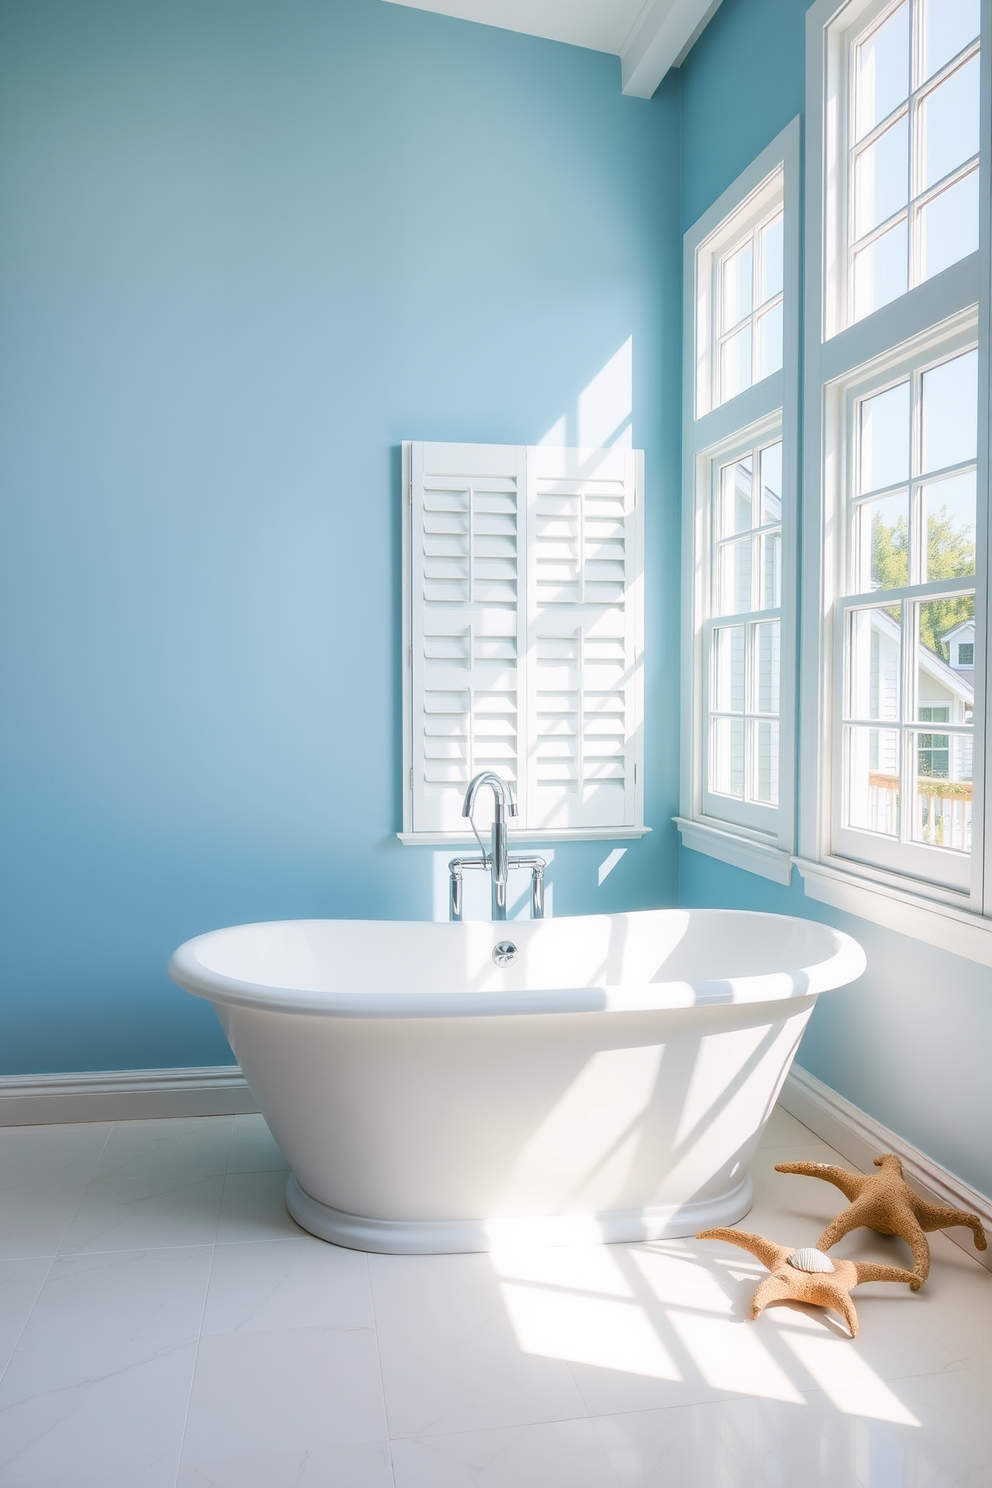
0,1106 -> 989,1487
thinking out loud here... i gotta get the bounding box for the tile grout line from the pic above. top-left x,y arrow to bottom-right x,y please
170,1115 -> 238,1488
0,1123 -> 117,1395
366,1254 -> 400,1488
0,1253 -> 58,1393
46,1120 -> 118,1266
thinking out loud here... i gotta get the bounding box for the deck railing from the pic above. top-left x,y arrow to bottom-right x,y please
867,772 -> 972,851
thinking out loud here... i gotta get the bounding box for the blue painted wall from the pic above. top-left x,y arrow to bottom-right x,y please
0,0 -> 682,1074
679,0 -> 992,1198
4,0 -> 986,1209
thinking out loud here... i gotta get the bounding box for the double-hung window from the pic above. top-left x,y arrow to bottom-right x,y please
679,121 -> 801,883
825,0 -> 982,333
832,325 -> 978,890
801,0 -> 991,952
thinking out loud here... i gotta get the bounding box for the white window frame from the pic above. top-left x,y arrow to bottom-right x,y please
700,419 -> 786,832
678,119 -> 802,885
823,0 -> 983,339
830,316 -> 979,892
797,0 -> 992,964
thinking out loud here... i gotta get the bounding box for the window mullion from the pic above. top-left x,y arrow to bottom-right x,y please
900,599 -> 914,845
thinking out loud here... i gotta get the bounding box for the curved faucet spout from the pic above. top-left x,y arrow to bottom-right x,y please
462,770 -> 518,822
461,771 -> 518,919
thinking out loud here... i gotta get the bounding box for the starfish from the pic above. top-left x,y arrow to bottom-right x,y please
696,1228 -> 920,1337
774,1154 -> 988,1284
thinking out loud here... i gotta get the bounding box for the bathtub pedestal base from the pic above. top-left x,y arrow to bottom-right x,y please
285,1173 -> 754,1254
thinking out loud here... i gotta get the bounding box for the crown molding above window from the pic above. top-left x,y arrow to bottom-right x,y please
380,0 -> 724,96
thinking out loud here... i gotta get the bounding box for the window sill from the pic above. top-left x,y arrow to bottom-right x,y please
674,816 -> 793,884
794,857 -> 992,968
396,826 -> 651,846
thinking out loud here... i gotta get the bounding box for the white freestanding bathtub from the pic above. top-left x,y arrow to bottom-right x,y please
169,909 -> 865,1253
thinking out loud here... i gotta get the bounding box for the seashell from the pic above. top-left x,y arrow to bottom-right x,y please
787,1247 -> 835,1274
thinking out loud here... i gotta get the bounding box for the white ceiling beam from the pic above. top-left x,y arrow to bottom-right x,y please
381,0 -> 725,97
620,0 -> 725,97
381,0 -> 644,55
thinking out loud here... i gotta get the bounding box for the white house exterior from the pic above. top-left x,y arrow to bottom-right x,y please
942,618 -> 977,676
851,609 -> 974,851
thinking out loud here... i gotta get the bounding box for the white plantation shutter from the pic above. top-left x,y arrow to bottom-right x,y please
526,446 -> 642,830
403,441 -> 644,838
408,442 -> 527,833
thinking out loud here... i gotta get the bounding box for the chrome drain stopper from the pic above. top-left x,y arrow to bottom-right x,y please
492,941 -> 518,966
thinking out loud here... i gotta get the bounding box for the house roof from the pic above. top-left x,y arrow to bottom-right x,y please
942,618 -> 976,645
872,607 -> 974,704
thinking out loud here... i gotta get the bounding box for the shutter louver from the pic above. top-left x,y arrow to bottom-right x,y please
404,441 -> 643,837
410,443 -> 526,833
527,446 -> 642,831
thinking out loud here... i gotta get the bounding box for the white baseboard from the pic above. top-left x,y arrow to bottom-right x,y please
782,1064 -> 992,1274
0,1066 -> 258,1126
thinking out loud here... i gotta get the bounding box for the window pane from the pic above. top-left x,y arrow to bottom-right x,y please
846,726 -> 901,834
922,705 -> 951,785
853,219 -> 908,320
855,2 -> 910,141
911,741 -> 972,851
914,593 -> 975,852
859,381 -> 910,493
921,349 -> 978,474
923,472 -> 976,580
721,241 -> 753,331
922,0 -> 980,80
713,626 -> 745,712
720,325 -> 752,402
853,116 -> 909,239
848,604 -> 901,720
918,169 -> 980,282
755,301 -> 783,381
915,594 -> 975,682
918,55 -> 981,192
761,532 -> 782,607
754,620 -> 780,714
911,591 -> 973,855
711,717 -> 745,797
751,719 -> 779,805
856,491 -> 908,591
757,213 -> 784,304
719,457 -> 753,536
717,538 -> 752,614
759,442 -> 783,525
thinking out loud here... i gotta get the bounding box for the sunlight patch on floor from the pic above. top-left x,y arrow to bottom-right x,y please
781,1329 -> 922,1426
490,1239 -> 633,1296
500,1281 -> 681,1378
668,1310 -> 805,1402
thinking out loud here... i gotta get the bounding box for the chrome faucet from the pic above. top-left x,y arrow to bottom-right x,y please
463,771 -> 516,916
449,771 -> 545,922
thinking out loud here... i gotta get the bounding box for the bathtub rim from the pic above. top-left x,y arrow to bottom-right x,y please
168,908 -> 866,1019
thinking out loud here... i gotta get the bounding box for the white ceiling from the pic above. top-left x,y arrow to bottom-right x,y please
381,0 -> 724,97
